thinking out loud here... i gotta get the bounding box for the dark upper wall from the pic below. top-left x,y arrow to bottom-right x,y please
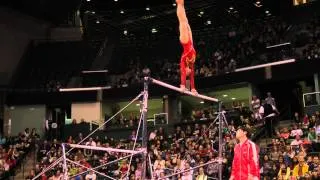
0,7 -> 50,85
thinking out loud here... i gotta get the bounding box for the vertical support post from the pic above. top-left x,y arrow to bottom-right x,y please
142,77 -> 149,179
314,73 -> 320,105
62,144 -> 68,180
148,153 -> 154,178
218,101 -> 223,180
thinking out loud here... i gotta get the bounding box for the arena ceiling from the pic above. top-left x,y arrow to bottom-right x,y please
78,0 -> 294,52
80,0 -> 291,38
1,0 -> 81,25
1,0 -> 297,59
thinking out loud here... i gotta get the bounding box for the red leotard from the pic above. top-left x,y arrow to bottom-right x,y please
180,40 -> 196,90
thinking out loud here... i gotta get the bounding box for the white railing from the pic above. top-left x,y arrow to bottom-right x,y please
303,92 -> 320,107
89,120 -> 103,131
154,113 -> 168,126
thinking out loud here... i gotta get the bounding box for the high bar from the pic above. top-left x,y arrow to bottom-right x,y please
67,144 -> 143,154
59,86 -> 111,92
266,42 -> 291,49
81,70 -> 108,74
149,78 -> 219,102
235,59 -> 295,72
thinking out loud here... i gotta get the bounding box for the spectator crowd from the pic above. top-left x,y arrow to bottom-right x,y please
105,14 -> 319,89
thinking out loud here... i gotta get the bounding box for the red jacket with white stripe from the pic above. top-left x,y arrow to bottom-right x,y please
231,139 -> 260,180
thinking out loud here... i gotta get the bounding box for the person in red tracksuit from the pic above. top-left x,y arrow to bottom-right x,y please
230,126 -> 260,180
176,0 -> 197,94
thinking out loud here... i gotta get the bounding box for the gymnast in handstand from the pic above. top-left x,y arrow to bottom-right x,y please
176,0 -> 197,94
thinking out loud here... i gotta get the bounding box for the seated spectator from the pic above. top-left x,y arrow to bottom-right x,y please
24,128 -> 30,138
85,171 -> 96,180
315,122 -> 320,136
292,156 -> 309,178
293,112 -> 301,124
280,128 -> 290,139
290,124 -> 303,137
0,135 -> 6,145
154,155 -> 165,170
129,131 -> 137,141
277,163 -> 290,180
154,164 -> 164,179
118,160 -> 129,178
309,156 -> 319,172
291,135 -> 303,146
159,171 -> 169,180
149,130 -> 157,141
134,163 -> 142,180
85,138 -> 96,147
181,162 -> 193,180
50,170 -> 62,180
308,128 -> 317,142
302,114 -> 310,129
270,146 -> 281,161
196,167 -> 207,180
261,155 -> 273,178
25,169 -> 36,180
283,145 -> 295,167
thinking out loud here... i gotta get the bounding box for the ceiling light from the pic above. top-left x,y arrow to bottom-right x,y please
10,106 -> 15,110
120,10 -> 124,14
124,30 -> 128,35
151,28 -> 157,33
229,7 -> 234,10
173,3 -> 176,6
254,1 -> 263,7
200,11 -> 204,15
223,94 -> 228,97
200,101 -> 204,104
146,7 -> 150,11
91,11 -> 95,14
114,0 -> 118,1
96,20 -> 100,24
265,10 -> 269,14
231,98 -> 236,100
86,0 -> 90,2
207,20 -> 211,25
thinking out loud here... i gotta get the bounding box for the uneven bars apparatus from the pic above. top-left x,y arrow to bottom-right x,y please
57,77 -> 221,179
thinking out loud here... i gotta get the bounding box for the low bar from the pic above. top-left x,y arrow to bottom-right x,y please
68,144 -> 142,154
235,59 -> 295,72
59,86 -> 111,92
149,78 -> 219,102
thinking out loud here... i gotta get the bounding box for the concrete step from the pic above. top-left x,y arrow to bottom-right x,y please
14,151 -> 37,179
279,120 -> 293,127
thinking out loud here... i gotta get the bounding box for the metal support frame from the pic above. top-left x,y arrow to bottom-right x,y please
62,144 -> 68,180
141,77 -> 149,180
34,77 -> 222,179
